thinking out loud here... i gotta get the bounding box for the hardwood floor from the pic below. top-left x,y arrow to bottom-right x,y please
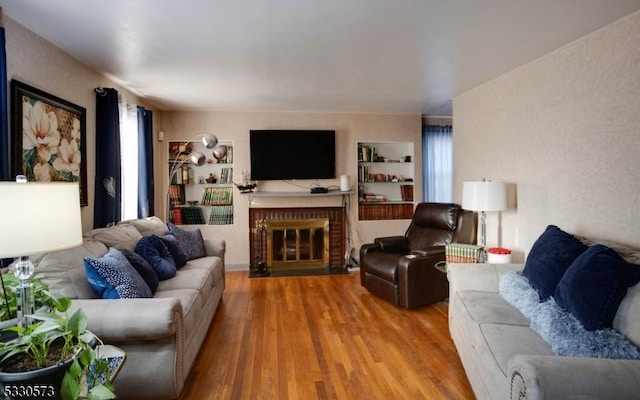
180,270 -> 474,400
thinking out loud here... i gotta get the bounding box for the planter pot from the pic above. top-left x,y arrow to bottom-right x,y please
0,358 -> 73,400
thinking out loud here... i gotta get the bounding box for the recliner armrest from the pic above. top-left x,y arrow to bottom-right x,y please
374,236 -> 409,253
411,246 -> 445,257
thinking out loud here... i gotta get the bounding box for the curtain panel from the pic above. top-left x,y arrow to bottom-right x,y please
0,24 -> 9,181
422,124 -> 453,203
137,106 -> 154,218
94,88 -> 121,228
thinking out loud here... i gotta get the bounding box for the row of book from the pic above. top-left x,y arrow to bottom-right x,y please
358,145 -> 378,162
171,207 -> 206,225
201,187 -> 233,205
358,204 -> 413,220
171,205 -> 234,225
219,167 -> 233,184
169,185 -> 185,207
445,243 -> 482,263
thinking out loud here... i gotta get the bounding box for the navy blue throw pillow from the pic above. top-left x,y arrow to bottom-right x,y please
121,249 -> 159,293
134,235 -> 176,280
554,245 -> 640,331
157,234 -> 188,268
522,225 -> 588,301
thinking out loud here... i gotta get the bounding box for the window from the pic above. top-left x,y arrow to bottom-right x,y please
119,98 -> 139,220
422,125 -> 453,202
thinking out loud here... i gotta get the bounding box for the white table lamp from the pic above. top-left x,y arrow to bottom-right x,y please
462,179 -> 506,262
0,179 -> 83,326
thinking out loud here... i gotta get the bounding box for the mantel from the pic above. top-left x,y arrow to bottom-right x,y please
243,190 -> 353,198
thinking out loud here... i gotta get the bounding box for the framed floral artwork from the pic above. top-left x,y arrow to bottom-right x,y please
11,80 -> 88,206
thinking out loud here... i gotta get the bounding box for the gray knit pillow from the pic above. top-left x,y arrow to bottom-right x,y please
167,222 -> 206,260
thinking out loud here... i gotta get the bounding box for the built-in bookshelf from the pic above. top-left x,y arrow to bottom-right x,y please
168,140 -> 234,225
357,141 -> 414,220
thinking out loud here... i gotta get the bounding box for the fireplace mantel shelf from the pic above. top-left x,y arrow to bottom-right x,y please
243,190 -> 353,197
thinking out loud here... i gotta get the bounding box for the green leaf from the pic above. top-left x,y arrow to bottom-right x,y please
68,357 -> 82,378
87,384 -> 117,400
68,309 -> 87,337
61,370 -> 81,400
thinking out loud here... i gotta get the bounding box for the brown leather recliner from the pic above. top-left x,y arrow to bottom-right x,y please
359,202 -> 477,309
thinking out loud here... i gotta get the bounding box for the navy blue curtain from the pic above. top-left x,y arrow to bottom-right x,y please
422,124 -> 453,202
94,88 -> 121,228
137,106 -> 154,217
0,24 -> 9,181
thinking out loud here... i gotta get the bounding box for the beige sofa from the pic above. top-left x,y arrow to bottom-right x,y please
447,236 -> 640,400
28,217 -> 225,400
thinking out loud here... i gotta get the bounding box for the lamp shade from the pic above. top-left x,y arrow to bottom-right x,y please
462,180 -> 507,212
0,182 -> 83,258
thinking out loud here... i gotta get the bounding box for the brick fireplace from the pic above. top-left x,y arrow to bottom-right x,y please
249,207 -> 346,272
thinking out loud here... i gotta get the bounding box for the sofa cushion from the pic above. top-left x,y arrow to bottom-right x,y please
522,225 -> 587,301
32,239 -> 107,299
121,216 -> 169,236
457,291 -> 529,327
84,224 -> 143,251
167,223 -> 206,260
121,249 -> 159,294
135,235 -> 176,280
157,234 -> 187,268
555,245 -> 640,331
84,248 -> 153,299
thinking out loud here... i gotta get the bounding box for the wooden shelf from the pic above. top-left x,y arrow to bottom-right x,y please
243,191 -> 353,197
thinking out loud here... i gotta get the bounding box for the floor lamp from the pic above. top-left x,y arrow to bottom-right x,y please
167,134 -> 227,221
0,179 -> 83,327
462,179 -> 506,262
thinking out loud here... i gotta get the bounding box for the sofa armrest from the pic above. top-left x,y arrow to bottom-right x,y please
411,246 -> 445,257
447,262 -> 523,298
508,354 -> 640,400
69,298 -> 182,343
204,238 -> 226,260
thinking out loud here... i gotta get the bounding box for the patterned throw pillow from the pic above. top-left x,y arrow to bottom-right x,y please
84,248 -> 152,299
134,235 -> 176,280
167,222 -> 206,260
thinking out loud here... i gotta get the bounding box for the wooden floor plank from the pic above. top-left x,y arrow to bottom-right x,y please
180,271 -> 474,400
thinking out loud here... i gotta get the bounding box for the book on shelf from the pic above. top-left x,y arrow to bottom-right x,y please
201,187 -> 233,205
208,205 -> 234,225
400,184 -> 414,201
169,184 -> 185,206
219,167 -> 233,184
180,207 -> 205,225
171,208 -> 183,225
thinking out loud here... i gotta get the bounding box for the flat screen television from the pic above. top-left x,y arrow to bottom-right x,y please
250,130 -> 336,181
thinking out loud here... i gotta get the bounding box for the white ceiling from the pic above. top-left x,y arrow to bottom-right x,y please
2,0 -> 639,115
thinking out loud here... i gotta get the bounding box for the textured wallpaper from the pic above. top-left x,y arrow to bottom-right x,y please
453,11 -> 640,261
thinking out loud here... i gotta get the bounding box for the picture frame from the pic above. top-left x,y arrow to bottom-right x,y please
11,80 -> 88,206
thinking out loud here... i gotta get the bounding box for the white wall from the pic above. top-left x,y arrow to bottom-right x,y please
453,11 -> 640,262
158,111 -> 421,267
4,16 -> 155,232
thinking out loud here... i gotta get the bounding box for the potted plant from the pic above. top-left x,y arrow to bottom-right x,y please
0,274 -> 116,400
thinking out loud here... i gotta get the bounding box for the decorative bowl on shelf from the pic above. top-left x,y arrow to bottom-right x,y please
187,200 -> 199,205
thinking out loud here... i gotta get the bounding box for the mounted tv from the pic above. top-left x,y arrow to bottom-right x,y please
250,130 -> 336,181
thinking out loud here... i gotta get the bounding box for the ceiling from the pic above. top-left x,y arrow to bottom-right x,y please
2,0 -> 639,115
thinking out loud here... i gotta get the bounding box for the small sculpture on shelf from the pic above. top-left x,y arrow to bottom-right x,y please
234,182 -> 257,193
206,173 -> 216,184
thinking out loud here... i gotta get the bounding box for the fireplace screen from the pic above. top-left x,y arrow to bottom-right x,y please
265,218 -> 330,269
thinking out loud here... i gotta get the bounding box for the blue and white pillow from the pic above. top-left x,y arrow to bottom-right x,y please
84,248 -> 153,299
167,222 -> 206,261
